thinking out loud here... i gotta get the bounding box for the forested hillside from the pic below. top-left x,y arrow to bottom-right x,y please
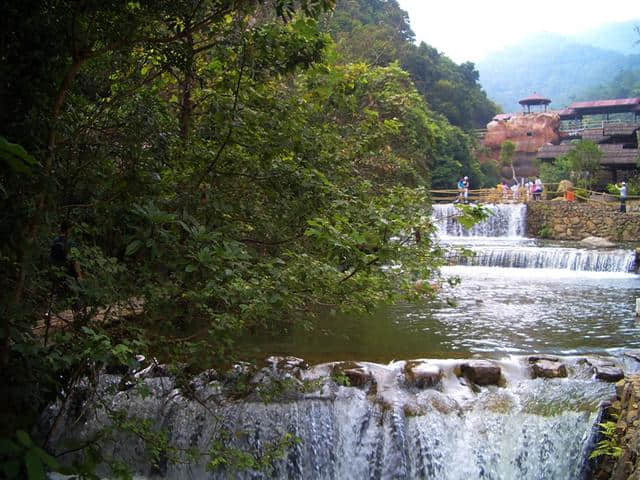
478,30 -> 640,112
577,68 -> 640,100
1,1 -> 495,472
329,0 -> 499,130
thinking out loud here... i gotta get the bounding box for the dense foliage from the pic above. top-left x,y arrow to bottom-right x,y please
539,140 -> 603,188
326,0 -> 499,188
328,0 -> 499,130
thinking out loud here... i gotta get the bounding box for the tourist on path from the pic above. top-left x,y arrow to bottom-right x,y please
533,177 -> 543,200
618,181 -> 628,213
456,177 -> 465,203
463,176 -> 469,203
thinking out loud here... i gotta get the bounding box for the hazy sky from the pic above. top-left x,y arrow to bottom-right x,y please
397,0 -> 639,64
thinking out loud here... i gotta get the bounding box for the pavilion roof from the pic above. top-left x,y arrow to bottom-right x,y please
519,93 -> 551,105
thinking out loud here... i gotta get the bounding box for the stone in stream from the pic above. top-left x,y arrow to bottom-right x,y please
580,236 -> 616,248
585,358 -> 625,382
595,366 -> 625,382
403,361 -> 443,389
529,356 -> 568,379
331,362 -> 375,388
459,360 -> 502,386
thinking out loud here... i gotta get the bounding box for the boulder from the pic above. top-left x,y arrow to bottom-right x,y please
595,366 -> 625,382
580,236 -> 616,248
404,362 -> 442,389
342,367 -> 374,388
460,360 -> 502,386
585,358 -> 625,382
331,362 -> 375,388
530,359 -> 568,379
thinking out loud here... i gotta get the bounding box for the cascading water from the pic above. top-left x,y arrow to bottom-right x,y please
432,203 -> 527,239
44,356 -> 623,480
433,203 -> 637,272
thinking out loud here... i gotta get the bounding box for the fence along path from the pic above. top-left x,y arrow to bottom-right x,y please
430,184 -> 640,206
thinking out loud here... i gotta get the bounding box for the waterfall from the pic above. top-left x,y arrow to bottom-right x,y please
448,245 -> 637,272
432,204 -> 527,238
433,203 -> 637,273
43,356 -> 616,480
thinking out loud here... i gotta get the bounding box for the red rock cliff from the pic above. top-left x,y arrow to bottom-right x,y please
484,112 -> 560,153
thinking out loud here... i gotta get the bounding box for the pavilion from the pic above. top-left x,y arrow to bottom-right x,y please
519,93 -> 551,114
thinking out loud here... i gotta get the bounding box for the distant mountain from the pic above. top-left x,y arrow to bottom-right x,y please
477,23 -> 640,114
572,20 -> 640,55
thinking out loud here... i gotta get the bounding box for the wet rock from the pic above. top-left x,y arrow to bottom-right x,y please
596,366 -> 625,382
331,362 -> 375,388
530,358 -> 568,379
585,358 -> 625,382
265,356 -> 308,378
624,350 -> 640,363
528,355 -> 560,363
343,367 -> 374,388
404,361 -> 442,389
580,236 -> 616,248
459,360 -> 501,386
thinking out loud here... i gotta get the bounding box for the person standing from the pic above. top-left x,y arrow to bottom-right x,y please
619,181 -> 628,213
456,177 -> 465,203
463,176 -> 469,203
534,177 -> 543,200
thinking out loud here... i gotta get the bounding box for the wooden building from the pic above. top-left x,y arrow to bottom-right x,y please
537,97 -> 640,182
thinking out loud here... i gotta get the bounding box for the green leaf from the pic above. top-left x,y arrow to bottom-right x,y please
16,430 -> 33,448
125,240 -> 142,256
32,446 -> 59,469
25,449 -> 45,480
0,137 -> 39,175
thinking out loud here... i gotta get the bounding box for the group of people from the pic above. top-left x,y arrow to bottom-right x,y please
499,177 -> 543,201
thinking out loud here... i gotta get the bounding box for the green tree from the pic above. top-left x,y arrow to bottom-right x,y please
499,140 -> 517,182
565,139 -> 603,188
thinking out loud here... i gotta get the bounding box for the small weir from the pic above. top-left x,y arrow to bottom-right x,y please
45,355 -> 627,480
433,203 -> 637,272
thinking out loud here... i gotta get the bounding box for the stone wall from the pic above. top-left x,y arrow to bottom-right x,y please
526,200 -> 640,242
590,375 -> 640,480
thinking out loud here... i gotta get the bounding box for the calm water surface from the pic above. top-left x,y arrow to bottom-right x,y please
241,265 -> 640,364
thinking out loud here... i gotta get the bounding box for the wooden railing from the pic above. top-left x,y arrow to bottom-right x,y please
431,184 -> 640,206
430,186 -> 547,204
559,118 -> 640,132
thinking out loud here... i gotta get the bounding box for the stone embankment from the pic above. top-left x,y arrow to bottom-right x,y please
591,374 -> 640,480
526,201 -> 640,242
